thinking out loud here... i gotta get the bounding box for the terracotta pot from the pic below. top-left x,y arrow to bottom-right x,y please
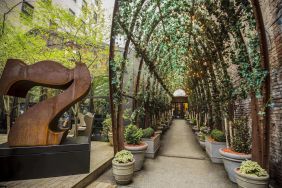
112,159 -> 135,185
235,168 -> 269,188
219,148 -> 251,183
205,137 -> 226,163
108,132 -> 113,146
141,133 -> 161,158
124,142 -> 148,171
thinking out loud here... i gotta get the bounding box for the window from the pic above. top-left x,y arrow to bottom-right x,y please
73,0 -> 77,3
21,0 -> 34,18
69,8 -> 75,16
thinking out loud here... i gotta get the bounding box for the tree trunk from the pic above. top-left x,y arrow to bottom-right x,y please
108,0 -> 120,154
250,92 -> 263,164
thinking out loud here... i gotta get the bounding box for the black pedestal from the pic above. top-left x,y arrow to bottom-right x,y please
0,137 -> 90,181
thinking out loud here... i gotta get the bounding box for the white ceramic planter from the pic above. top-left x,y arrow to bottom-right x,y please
205,137 -> 226,163
192,126 -> 199,133
196,134 -> 205,149
219,148 -> 251,183
235,168 -> 269,188
141,133 -> 161,158
199,140 -> 205,149
112,159 -> 135,185
124,142 -> 148,171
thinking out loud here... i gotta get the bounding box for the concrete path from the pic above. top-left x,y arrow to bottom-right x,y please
158,119 -> 206,159
93,120 -> 236,188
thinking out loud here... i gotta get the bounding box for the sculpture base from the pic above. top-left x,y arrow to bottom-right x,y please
0,137 -> 90,181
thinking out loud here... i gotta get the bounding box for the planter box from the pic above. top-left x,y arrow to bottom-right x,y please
124,142 -> 148,171
142,134 -> 161,158
192,126 -> 199,133
205,137 -> 226,163
196,134 -> 205,150
219,148 -> 251,183
163,123 -> 169,131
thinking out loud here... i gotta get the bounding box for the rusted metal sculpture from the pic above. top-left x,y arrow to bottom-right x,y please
0,59 -> 91,147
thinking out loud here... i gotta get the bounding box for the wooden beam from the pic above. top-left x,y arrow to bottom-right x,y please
250,0 -> 271,170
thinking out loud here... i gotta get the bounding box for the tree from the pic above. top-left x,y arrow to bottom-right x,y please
0,0 -> 109,133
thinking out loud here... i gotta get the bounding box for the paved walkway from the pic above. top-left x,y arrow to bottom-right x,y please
93,120 -> 236,188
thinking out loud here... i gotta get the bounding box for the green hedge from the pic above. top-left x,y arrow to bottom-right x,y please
211,129 -> 226,142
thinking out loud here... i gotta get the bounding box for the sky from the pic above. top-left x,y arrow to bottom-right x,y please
101,0 -> 114,26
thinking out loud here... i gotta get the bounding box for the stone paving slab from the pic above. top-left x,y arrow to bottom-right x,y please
91,120 -> 236,188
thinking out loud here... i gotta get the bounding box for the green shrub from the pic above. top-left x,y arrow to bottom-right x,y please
231,117 -> 251,153
190,118 -> 196,125
113,150 -> 134,164
239,160 -> 268,177
142,127 -> 155,138
124,124 -> 143,145
102,114 -> 112,135
211,129 -> 226,142
200,126 -> 210,135
101,115 -> 112,142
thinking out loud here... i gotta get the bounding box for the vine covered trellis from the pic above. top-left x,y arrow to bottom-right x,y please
108,0 -> 270,170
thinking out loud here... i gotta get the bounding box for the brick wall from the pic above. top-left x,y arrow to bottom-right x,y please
234,98 -> 251,118
261,0 -> 282,185
234,1 -> 282,186
243,0 -> 282,186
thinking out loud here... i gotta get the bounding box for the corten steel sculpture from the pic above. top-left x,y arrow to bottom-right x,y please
0,59 -> 91,147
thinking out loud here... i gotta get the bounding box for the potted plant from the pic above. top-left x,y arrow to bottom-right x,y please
161,119 -> 170,131
197,132 -> 205,149
102,115 -> 113,146
219,117 -> 251,183
235,160 -> 269,188
205,129 -> 226,163
141,127 -> 161,158
157,123 -> 165,132
197,126 -> 210,149
191,119 -> 199,134
112,150 -> 135,185
124,124 -> 148,171
190,118 -> 196,127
